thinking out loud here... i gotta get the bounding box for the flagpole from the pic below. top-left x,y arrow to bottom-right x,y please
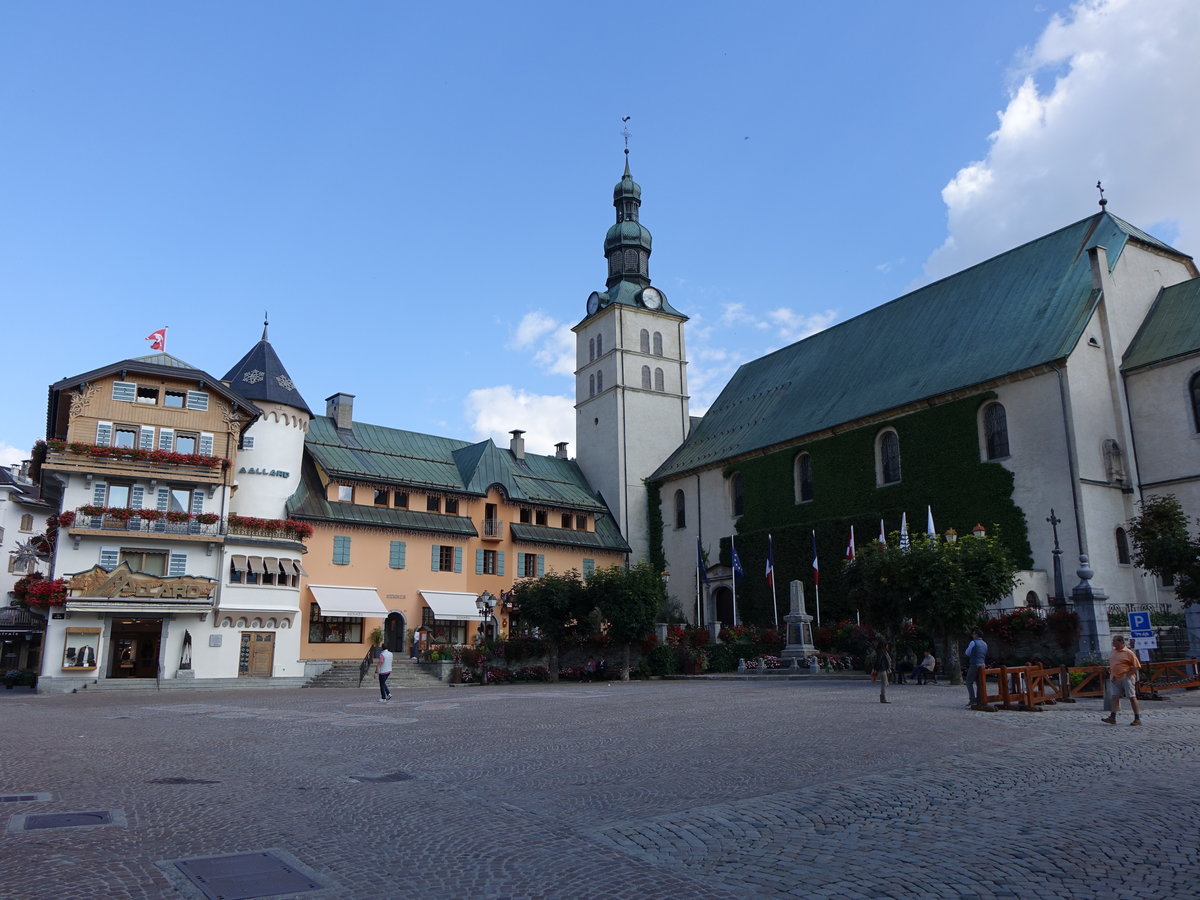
768,534 -> 778,629
811,529 -> 821,628
730,535 -> 739,627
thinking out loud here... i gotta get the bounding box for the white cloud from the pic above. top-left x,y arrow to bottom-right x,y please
508,311 -> 575,377
924,0 -> 1200,282
464,386 -> 575,456
0,442 -> 26,470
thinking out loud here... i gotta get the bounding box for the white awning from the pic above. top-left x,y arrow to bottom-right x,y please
309,585 -> 389,618
263,556 -> 279,576
420,590 -> 486,621
230,555 -> 248,573
247,556 -> 266,575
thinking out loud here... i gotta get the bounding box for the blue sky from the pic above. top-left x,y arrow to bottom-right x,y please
4,0 -> 1199,467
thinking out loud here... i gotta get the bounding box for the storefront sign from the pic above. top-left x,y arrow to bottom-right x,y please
66,562 -> 217,601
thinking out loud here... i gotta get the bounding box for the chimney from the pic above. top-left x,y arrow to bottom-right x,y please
326,393 -> 355,431
555,441 -> 569,459
509,429 -> 526,460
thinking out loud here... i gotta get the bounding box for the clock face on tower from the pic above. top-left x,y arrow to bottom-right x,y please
641,287 -> 663,309
587,292 -> 601,316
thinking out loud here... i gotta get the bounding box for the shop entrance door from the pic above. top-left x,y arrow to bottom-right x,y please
384,612 -> 406,654
109,619 -> 163,678
239,632 -> 274,677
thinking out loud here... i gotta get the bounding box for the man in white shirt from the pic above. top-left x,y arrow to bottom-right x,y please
376,647 -> 393,702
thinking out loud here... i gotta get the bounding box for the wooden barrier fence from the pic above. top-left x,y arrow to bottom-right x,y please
974,659 -> 1199,711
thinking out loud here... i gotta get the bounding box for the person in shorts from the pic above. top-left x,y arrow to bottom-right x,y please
1102,635 -> 1142,726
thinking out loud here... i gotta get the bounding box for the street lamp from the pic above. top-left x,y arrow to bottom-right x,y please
943,528 -> 958,544
476,590 -> 496,641
661,569 -> 670,588
971,524 -> 987,539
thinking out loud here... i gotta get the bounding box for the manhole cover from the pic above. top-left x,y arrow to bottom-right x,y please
26,811 -> 113,829
348,771 -> 414,783
173,850 -> 326,900
150,777 -> 220,785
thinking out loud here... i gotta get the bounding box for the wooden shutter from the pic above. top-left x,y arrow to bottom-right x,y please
431,545 -> 441,571
169,552 -> 187,577
95,422 -> 113,446
111,381 -> 136,402
583,558 -> 595,577
453,546 -> 462,573
139,427 -> 155,450
186,390 -> 209,411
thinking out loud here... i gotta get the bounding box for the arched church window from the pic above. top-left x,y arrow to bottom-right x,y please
654,368 -> 664,391
674,490 -> 686,529
1115,527 -> 1131,565
589,374 -> 595,397
653,332 -> 663,356
624,249 -> 639,272
878,430 -> 901,485
639,251 -> 648,275
983,402 -> 1010,459
730,472 -> 744,517
641,366 -> 651,390
640,329 -> 650,353
795,453 -> 813,503
596,333 -> 603,356
596,370 -> 603,392
589,338 -> 595,362
1191,372 -> 1200,432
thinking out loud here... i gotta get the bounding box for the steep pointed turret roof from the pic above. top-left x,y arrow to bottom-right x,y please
222,326 -> 311,414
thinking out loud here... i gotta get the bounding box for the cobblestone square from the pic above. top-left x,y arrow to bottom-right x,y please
1,678 -> 1197,899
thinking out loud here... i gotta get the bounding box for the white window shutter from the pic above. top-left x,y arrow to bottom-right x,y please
186,391 -> 209,411
111,381 -> 136,402
169,552 -> 187,577
139,427 -> 155,450
99,547 -> 119,569
199,432 -> 214,456
158,429 -> 174,452
96,422 -> 113,446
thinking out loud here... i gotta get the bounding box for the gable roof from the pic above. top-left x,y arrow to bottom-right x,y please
46,355 -> 261,439
1122,276 -> 1200,372
654,211 -> 1190,480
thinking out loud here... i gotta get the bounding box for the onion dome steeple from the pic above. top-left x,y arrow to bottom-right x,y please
604,152 -> 654,289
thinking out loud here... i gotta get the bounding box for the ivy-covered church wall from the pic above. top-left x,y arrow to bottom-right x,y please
707,393 -> 1033,626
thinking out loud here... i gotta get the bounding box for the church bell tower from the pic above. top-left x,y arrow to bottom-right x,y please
574,151 -> 690,562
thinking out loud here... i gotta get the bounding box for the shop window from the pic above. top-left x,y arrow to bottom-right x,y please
308,604 -> 363,644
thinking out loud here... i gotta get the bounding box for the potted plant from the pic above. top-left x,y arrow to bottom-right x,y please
370,627 -> 384,648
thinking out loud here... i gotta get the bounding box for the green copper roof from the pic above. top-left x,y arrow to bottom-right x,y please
1122,276 -> 1200,371
654,211 -> 1190,480
303,416 -> 614,513
287,460 -> 478,537
509,520 -> 629,553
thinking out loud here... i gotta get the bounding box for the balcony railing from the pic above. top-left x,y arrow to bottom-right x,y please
43,449 -> 228,483
482,518 -> 504,539
71,514 -> 223,538
63,509 -> 312,543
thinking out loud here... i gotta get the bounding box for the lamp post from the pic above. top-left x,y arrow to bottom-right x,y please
476,591 -> 496,642
971,524 -> 987,539
944,528 -> 958,544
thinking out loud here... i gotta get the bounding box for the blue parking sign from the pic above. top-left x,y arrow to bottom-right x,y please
1128,611 -> 1152,636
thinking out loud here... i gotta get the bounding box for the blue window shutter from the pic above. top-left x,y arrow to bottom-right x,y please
92,482 -> 108,507
191,490 -> 204,515
397,541 -> 406,568
139,427 -> 155,450
96,422 -> 113,446
537,554 -> 545,576
186,391 -> 209,411
199,433 -> 214,456
112,381 -> 136,402
389,541 -> 406,569
158,429 -> 174,452
99,547 -> 119,569
475,549 -> 484,574
517,552 -> 525,575
333,535 -> 350,565
169,552 -> 187,577
498,551 -> 505,576
130,486 -> 145,510
431,545 -> 440,571
454,546 -> 462,573
583,558 -> 595,577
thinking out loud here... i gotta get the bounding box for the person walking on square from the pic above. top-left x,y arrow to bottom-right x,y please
964,629 -> 988,707
376,646 -> 393,702
1102,635 -> 1143,726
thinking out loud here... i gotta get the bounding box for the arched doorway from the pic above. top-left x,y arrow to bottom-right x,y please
384,612 -> 406,654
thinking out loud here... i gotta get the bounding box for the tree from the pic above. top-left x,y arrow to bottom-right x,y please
1126,494 -> 1200,605
843,530 -> 1017,692
508,570 -> 587,682
587,561 -> 664,680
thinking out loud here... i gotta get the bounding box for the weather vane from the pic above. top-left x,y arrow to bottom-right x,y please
621,116 -> 631,157
1096,181 -> 1107,209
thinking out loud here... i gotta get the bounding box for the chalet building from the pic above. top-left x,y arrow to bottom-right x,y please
1,463 -> 53,672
